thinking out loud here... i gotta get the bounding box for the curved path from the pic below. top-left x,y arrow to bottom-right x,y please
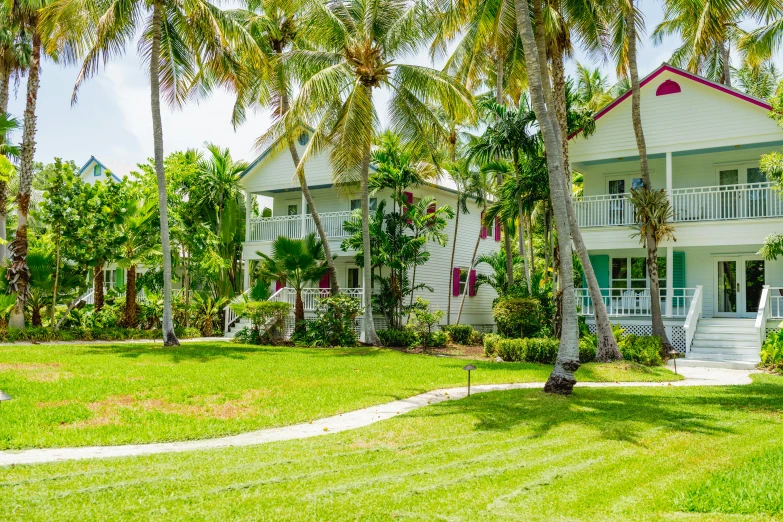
0,366 -> 753,468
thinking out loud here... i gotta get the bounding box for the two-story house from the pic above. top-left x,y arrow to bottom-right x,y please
571,63 -> 783,367
231,129 -> 501,335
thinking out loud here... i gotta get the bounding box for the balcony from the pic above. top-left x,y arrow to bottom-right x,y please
247,211 -> 353,242
573,182 -> 783,228
575,288 -> 696,318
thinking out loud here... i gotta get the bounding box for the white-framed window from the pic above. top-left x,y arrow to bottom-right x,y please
611,256 -> 666,290
715,163 -> 766,186
350,198 -> 377,211
607,175 -> 643,195
347,267 -> 360,288
287,204 -> 298,216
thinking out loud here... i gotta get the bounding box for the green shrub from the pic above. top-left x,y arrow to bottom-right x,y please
378,328 -> 419,348
442,324 -> 474,345
578,337 -> 597,363
302,294 -> 362,347
231,300 -> 291,344
492,297 -> 544,338
761,329 -> 783,371
421,330 -> 447,348
619,334 -> 663,366
0,327 -> 202,343
493,337 -> 559,364
468,329 -> 485,346
407,298 -> 444,348
484,333 -> 502,356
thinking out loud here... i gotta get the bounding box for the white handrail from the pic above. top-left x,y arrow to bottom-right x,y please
575,287 -> 695,317
683,285 -> 703,353
769,287 -> 783,319
755,285 -> 771,351
223,288 -> 255,333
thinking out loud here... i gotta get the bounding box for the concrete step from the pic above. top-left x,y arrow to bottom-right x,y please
690,346 -> 759,356
691,340 -> 758,349
672,358 -> 758,370
696,325 -> 757,333
693,332 -> 758,341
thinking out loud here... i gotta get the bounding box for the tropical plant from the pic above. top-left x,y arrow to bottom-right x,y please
303,293 -> 362,347
283,0 -> 474,344
733,61 -> 781,100
231,300 -> 290,344
575,63 -> 614,111
42,0 -> 249,345
190,292 -> 228,337
407,297 -> 445,348
474,250 -> 523,298
255,233 -> 328,330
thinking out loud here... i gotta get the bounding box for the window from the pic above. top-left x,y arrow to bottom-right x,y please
608,177 -> 643,195
104,269 -> 116,288
93,164 -> 101,177
611,256 -> 667,291
287,204 -> 298,216
347,268 -> 360,288
459,268 -> 468,296
350,198 -> 377,211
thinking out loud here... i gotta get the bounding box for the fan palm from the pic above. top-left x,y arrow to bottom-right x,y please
283,0 -> 474,344
41,0 -> 251,345
255,233 -> 328,329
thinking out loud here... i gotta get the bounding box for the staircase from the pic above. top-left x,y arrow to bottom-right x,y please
686,318 -> 760,369
225,317 -> 251,338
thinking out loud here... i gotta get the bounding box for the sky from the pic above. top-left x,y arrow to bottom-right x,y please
1,0 -> 759,177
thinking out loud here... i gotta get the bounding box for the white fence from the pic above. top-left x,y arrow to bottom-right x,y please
575,182 -> 783,228
272,287 -> 364,311
769,287 -> 783,319
248,211 -> 353,242
575,288 -> 695,318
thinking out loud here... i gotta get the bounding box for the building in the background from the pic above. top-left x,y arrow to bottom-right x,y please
78,156 -> 121,185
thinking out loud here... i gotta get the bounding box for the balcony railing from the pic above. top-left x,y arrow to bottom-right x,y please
575,287 -> 696,317
248,211 -> 353,242
270,287 -> 364,311
574,182 -> 783,228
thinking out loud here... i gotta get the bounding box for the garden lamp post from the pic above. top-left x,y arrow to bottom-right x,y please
669,350 -> 680,375
463,364 -> 476,396
0,390 -> 12,406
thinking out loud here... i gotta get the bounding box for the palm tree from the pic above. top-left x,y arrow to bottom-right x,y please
285,0 -> 473,344
615,0 -> 673,351
513,0 -> 581,394
733,61 -> 780,99
256,233 -> 328,330
233,0 -> 341,294
117,197 -> 159,327
575,63 -> 613,111
42,0 -> 249,345
443,159 -> 471,324
474,249 -> 523,297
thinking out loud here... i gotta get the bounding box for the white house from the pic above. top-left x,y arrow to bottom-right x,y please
570,63 -> 783,366
78,156 -> 122,185
230,129 -> 501,334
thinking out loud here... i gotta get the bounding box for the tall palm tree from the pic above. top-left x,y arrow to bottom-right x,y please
734,60 -> 780,99
575,62 -> 613,111
443,158 -> 471,324
234,0 -> 341,294
285,0 -> 473,344
43,0 -> 249,345
117,197 -> 159,327
513,0 -> 581,394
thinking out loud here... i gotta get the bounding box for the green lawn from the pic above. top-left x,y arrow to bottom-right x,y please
2,374 -> 781,521
0,341 -> 678,449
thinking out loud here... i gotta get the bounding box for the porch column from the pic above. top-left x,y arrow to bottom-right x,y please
243,259 -> 250,292
665,246 -> 673,318
301,191 -> 307,238
245,190 -> 253,242
665,151 -> 672,198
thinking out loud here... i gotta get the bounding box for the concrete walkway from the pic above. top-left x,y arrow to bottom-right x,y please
0,366 -> 754,468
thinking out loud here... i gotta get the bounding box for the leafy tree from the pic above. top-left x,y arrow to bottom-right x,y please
733,61 -> 781,99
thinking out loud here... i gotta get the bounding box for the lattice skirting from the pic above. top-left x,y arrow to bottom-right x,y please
586,322 -> 686,353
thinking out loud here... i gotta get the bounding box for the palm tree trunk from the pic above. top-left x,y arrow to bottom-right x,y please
360,86 -> 379,345
447,192 -> 460,324
527,215 -> 534,278
626,1 -> 671,350
280,89 -> 340,295
518,201 -> 531,293
125,264 -> 137,327
150,1 -> 179,346
551,48 -> 622,361
503,224 -> 514,288
720,39 -> 731,87
544,208 -> 551,282
294,289 -> 304,327
515,0 -> 580,394
495,58 -> 514,290
0,64 -> 10,267
50,238 -> 60,325
8,29 -> 41,330
94,263 -> 104,312
457,222 -> 483,324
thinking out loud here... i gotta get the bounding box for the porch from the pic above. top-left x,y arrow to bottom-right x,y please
247,211 -> 353,242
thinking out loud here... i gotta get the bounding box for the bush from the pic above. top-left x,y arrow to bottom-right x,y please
578,337 -> 597,363
468,329 -> 485,346
492,297 -> 544,338
442,324 -> 474,345
407,298 -> 444,348
378,328 -> 419,348
484,333 -> 502,356
231,300 -> 291,344
619,334 -> 663,366
421,330 -> 447,348
761,329 -> 783,371
491,337 -> 560,364
0,327 -> 201,343
302,294 -> 362,347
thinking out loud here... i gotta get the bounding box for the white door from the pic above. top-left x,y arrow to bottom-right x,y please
714,257 -> 765,318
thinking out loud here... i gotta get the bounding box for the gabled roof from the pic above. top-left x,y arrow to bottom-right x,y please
78,156 -> 122,182
569,63 -> 773,140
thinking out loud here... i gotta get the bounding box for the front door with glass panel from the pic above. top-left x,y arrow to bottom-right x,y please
714,257 -> 765,318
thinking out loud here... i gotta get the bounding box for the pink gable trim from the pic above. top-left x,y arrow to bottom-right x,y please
656,79 -> 681,96
568,64 -> 773,140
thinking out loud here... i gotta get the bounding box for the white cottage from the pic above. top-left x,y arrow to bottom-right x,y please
571,63 -> 783,366
78,156 -> 121,185
231,130 -> 501,334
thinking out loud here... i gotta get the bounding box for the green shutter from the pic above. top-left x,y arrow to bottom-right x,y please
582,255 -> 609,289
673,251 -> 685,296
116,269 -> 124,287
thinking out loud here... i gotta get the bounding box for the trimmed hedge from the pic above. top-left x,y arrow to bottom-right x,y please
619,334 -> 663,366
0,327 -> 203,343
485,334 -> 597,364
378,329 -> 419,348
492,297 -> 544,338
442,324 -> 474,345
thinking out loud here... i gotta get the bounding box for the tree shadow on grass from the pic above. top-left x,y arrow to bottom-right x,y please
413,378 -> 783,447
81,343 -> 287,363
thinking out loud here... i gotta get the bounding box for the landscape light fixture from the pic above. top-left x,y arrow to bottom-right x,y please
463,364 -> 476,396
0,390 -> 12,406
668,350 -> 680,375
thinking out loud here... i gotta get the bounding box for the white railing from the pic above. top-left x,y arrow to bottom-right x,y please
769,287 -> 783,319
572,194 -> 636,228
223,288 -> 254,334
248,211 -> 353,242
683,285 -> 703,352
755,285 -> 771,351
672,182 -> 783,222
575,287 -> 695,317
274,287 -> 364,311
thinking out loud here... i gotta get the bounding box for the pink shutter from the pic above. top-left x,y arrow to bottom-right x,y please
319,273 -> 330,289
480,211 -> 487,239
427,203 -> 435,214
275,280 -> 283,291
494,217 -> 501,242
404,191 -> 414,224
452,267 -> 461,296
468,269 -> 477,296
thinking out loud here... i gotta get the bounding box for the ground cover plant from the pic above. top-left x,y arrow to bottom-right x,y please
0,341 -> 678,449
1,374 -> 780,520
